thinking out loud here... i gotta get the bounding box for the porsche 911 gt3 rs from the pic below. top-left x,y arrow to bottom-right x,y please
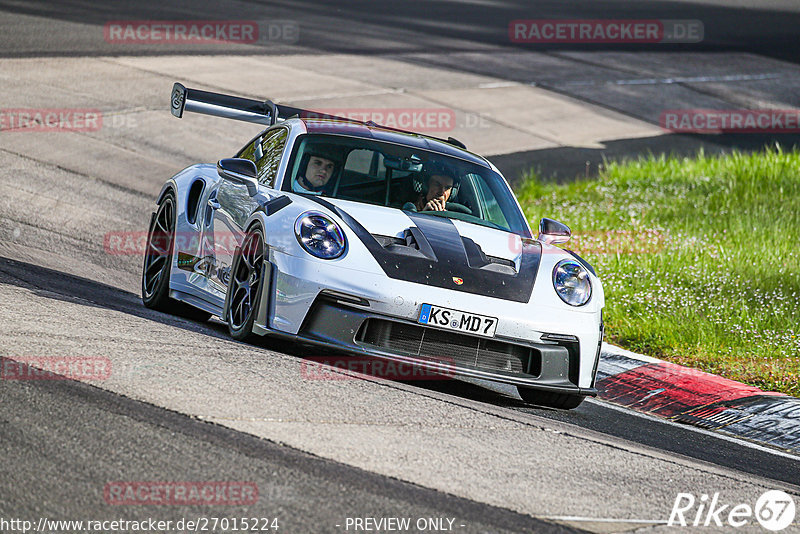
142,83 -> 604,409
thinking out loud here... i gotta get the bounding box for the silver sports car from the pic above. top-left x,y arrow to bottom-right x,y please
142,83 -> 604,409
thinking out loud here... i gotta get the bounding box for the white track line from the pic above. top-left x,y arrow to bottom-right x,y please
542,516 -> 667,524
563,73 -> 784,86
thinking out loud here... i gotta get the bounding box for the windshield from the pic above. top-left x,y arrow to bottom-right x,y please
283,134 -> 531,236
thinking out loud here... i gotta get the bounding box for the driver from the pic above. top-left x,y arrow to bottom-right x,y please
293,146 -> 339,195
403,162 -> 458,212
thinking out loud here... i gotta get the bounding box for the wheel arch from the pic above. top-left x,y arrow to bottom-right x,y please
221,216 -> 271,325
156,180 -> 177,205
244,210 -> 269,235
156,164 -> 218,215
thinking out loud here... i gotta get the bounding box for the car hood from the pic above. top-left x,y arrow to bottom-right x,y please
313,198 -> 542,303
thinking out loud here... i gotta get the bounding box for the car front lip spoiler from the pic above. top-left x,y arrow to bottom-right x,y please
252,321 -> 597,397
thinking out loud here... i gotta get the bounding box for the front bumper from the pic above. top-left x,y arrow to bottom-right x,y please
261,249 -> 601,393
260,296 -> 597,395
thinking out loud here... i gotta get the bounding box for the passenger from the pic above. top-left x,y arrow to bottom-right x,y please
293,146 -> 339,195
403,162 -> 458,212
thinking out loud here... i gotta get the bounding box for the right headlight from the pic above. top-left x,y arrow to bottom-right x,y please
552,259 -> 592,306
294,211 -> 347,259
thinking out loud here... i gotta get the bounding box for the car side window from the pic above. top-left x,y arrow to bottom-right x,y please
238,137 -> 259,163
470,173 -> 510,229
239,127 -> 288,188
257,128 -> 288,186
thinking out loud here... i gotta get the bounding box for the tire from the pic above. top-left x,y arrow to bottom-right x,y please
141,191 -> 210,321
225,226 -> 266,341
518,387 -> 585,410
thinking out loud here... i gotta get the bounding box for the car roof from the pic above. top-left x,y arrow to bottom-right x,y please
295,117 -> 490,168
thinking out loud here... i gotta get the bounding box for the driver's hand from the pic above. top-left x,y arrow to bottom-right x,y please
422,198 -> 446,211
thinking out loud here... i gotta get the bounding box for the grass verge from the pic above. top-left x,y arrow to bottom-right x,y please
515,147 -> 800,396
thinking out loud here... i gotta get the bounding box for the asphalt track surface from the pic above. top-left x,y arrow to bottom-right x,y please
5,0 -> 800,180
3,256 -> 800,490
2,0 -> 800,60
2,1 -> 800,532
1,358 -> 574,534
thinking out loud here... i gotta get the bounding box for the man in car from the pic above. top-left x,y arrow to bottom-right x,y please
403,162 -> 458,212
293,146 -> 339,195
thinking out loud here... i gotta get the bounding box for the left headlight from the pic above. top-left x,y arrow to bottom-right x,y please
294,211 -> 347,259
552,259 -> 592,306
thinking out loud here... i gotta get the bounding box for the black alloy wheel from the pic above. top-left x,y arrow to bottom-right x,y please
227,226 -> 265,340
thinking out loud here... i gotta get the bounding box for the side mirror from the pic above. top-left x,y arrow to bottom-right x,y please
537,218 -> 571,245
217,158 -> 259,197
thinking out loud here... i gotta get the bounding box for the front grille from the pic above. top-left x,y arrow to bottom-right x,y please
356,319 -> 534,374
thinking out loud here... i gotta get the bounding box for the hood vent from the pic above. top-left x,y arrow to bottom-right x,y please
372,230 -> 516,274
305,195 -> 539,302
462,237 -> 517,275
483,254 -> 517,275
373,228 -> 437,260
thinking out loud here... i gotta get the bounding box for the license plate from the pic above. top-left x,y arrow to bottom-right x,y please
417,304 -> 498,338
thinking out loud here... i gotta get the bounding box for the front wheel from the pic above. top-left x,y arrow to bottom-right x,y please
518,387 -> 585,410
226,226 -> 266,341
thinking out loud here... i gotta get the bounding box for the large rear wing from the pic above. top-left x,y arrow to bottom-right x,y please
169,82 -> 468,149
170,82 -> 342,126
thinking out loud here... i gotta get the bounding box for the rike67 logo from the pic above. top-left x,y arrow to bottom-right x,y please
669,490 -> 796,531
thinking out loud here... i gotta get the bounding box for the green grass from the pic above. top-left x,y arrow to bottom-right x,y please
516,147 -> 800,396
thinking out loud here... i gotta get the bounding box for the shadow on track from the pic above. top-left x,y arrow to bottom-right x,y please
4,255 -> 799,489
0,255 -> 524,406
2,0 -> 800,62
0,255 -> 230,340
